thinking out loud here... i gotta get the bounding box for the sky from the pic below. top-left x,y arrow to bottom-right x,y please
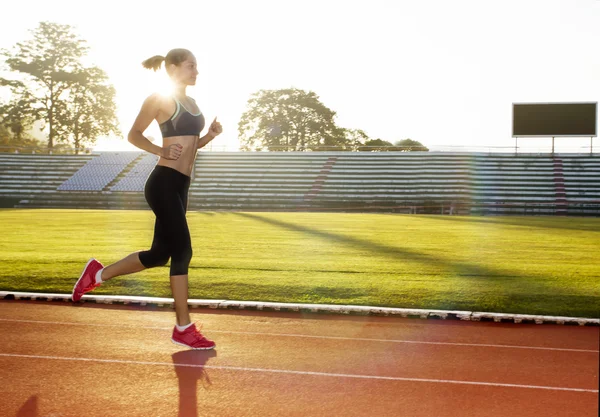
1,0 -> 599,153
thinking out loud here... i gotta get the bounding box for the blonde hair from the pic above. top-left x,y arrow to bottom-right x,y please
141,48 -> 192,72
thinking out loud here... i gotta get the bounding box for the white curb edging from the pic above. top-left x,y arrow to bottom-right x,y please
1,291 -> 598,326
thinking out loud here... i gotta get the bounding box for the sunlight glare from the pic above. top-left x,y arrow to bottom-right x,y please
145,70 -> 176,97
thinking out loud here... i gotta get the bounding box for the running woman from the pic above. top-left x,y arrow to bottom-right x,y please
72,48 -> 222,350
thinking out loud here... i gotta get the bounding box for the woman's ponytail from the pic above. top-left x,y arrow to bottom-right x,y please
141,55 -> 166,71
141,49 -> 192,72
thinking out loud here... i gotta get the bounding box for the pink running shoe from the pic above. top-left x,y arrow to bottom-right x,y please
172,323 -> 216,350
72,258 -> 104,302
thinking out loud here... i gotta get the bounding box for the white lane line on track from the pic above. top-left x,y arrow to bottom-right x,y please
0,318 -> 598,353
0,352 -> 597,393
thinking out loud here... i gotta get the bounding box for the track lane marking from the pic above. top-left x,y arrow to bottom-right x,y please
0,352 -> 597,393
0,318 -> 597,353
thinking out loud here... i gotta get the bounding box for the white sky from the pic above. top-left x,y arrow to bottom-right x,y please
1,0 -> 599,153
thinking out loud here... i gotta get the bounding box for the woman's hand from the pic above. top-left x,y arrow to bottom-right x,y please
162,143 -> 183,160
208,117 -> 223,138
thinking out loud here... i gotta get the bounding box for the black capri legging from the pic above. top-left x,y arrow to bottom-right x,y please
138,165 -> 192,276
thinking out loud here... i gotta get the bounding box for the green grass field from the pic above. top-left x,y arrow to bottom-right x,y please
0,209 -> 599,318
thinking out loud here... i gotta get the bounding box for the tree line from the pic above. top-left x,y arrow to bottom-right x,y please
237,88 -> 428,151
1,22 -> 427,153
0,22 -> 119,153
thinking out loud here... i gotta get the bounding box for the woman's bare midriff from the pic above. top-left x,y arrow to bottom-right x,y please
156,135 -> 200,177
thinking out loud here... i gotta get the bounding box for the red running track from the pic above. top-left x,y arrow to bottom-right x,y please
0,300 -> 598,417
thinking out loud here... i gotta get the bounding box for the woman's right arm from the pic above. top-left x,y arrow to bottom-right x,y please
128,94 -> 181,159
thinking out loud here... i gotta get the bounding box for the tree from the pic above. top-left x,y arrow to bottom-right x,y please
0,97 -> 40,144
358,139 -> 395,151
238,88 -> 346,151
357,138 -> 429,152
66,67 -> 119,153
0,21 -> 120,151
0,110 -> 43,152
341,128 -> 370,152
394,138 -> 429,152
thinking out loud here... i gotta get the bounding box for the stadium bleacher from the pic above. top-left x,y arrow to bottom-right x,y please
110,153 -> 159,192
0,153 -> 93,207
57,152 -> 141,191
560,155 -> 600,215
1,151 -> 598,215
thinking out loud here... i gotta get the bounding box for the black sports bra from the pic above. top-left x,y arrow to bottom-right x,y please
159,97 -> 205,138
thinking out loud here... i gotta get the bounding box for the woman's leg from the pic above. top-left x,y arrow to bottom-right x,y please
160,172 -> 214,349
74,166 -> 170,301
100,251 -> 146,282
144,166 -> 193,327
165,174 -> 193,326
166,205 -> 193,327
170,274 -> 191,326
170,177 -> 193,326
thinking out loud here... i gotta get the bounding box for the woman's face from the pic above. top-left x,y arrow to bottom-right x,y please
169,55 -> 198,86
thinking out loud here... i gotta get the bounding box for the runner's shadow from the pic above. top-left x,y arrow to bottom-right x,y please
16,395 -> 38,417
172,350 -> 217,417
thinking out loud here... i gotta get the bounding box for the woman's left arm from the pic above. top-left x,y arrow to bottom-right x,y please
198,117 -> 223,150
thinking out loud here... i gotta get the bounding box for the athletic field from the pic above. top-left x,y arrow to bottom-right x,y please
1,209 -> 598,318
